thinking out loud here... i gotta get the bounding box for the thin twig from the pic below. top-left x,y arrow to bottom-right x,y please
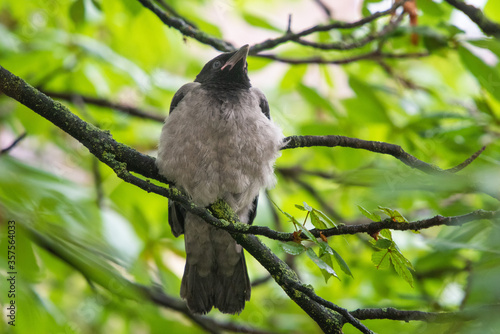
203,210 -> 500,242
251,0 -> 410,53
292,284 -> 373,333
446,146 -> 486,173
282,135 -> 444,174
154,0 -> 198,29
0,132 -> 27,155
42,90 -> 165,123
257,50 -> 429,64
137,0 -> 234,52
444,0 -> 500,38
350,304 -> 500,322
313,0 -> 333,19
377,60 -> 429,91
294,12 -> 406,50
92,157 -> 104,208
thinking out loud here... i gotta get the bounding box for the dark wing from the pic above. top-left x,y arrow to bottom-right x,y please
258,95 -> 270,120
167,83 -> 199,236
168,199 -> 187,237
245,88 -> 271,225
247,196 -> 259,225
169,88 -> 187,114
246,88 -> 272,225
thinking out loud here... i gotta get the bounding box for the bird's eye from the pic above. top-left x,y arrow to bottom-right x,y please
213,60 -> 222,69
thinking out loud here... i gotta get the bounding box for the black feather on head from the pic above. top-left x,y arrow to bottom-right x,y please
195,45 -> 251,89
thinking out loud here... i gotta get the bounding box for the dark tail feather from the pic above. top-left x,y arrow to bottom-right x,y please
180,265 -> 216,314
214,252 -> 251,314
180,217 -> 250,314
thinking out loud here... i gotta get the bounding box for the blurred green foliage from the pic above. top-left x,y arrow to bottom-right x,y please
1,0 -> 500,333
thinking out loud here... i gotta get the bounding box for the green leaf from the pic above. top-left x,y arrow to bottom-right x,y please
317,241 -> 352,277
271,200 -> 301,226
298,83 -> 339,116
358,205 -> 381,222
372,250 -> 391,270
391,244 -> 415,270
280,65 -> 307,90
295,204 -> 306,211
380,229 -> 393,241
469,39 -> 500,60
69,0 -> 85,25
330,248 -> 353,278
310,211 -> 328,230
390,251 -> 415,287
242,13 -> 282,32
297,223 -> 318,244
312,209 -> 337,228
122,0 -> 143,15
303,202 -> 313,211
458,45 -> 500,102
485,0 -> 500,23
378,206 -> 408,223
280,241 -> 307,255
91,0 -> 102,11
344,76 -> 391,124
373,238 -> 393,249
319,253 -> 337,283
306,248 -> 338,280
419,0 -> 446,16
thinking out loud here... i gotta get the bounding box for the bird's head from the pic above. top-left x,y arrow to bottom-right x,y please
195,44 -> 251,89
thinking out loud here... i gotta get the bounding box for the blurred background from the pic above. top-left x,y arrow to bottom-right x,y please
1,0 -> 500,333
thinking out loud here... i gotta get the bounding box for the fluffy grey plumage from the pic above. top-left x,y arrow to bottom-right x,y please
156,45 -> 283,314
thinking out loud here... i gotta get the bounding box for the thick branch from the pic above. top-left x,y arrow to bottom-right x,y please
444,0 -> 500,38
0,65 -> 165,182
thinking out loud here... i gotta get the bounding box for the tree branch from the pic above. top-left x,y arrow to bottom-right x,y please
250,0 -> 410,53
2,64 -> 498,333
350,305 -> 500,323
283,135 -> 446,174
444,0 -> 500,38
41,90 -> 165,123
0,64 -> 351,333
137,0 -> 412,61
257,50 -> 429,65
214,209 -> 500,242
313,0 -> 333,19
0,131 -> 27,155
27,224 -> 273,334
294,12 -> 406,51
446,146 -> 486,173
154,0 -> 198,29
136,0 -> 234,52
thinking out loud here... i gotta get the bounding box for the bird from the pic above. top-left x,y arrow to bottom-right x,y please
156,44 -> 284,314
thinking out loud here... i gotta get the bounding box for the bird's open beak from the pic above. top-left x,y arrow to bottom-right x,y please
221,44 -> 250,71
